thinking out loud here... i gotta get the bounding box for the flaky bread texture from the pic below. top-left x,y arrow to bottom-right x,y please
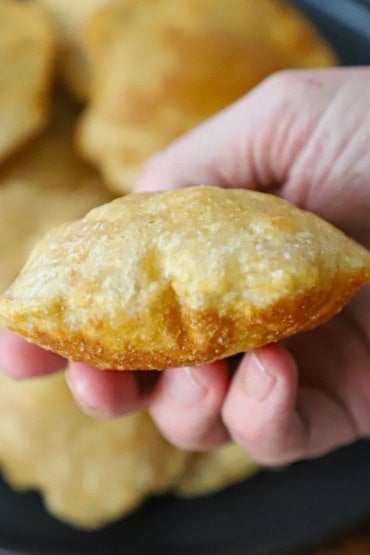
77,0 -> 336,192
0,187 -> 369,370
0,0 -> 56,161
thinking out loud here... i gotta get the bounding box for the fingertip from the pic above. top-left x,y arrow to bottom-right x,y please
149,361 -> 229,450
222,344 -> 299,465
0,331 -> 66,379
151,361 -> 229,410
66,363 -> 148,419
248,343 -> 298,408
135,148 -> 193,193
135,153 -> 173,193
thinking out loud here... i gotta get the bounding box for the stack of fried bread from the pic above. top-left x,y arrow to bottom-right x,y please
1,0 -> 364,532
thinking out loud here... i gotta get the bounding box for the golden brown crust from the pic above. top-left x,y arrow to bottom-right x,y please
0,187 -> 369,371
77,0 -> 337,192
1,272 -> 367,370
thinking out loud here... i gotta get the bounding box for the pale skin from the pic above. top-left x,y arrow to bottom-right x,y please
0,68 -> 369,465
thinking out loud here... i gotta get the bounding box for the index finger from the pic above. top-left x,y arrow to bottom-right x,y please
135,68 -> 347,194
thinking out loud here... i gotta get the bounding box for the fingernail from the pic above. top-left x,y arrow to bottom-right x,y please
167,367 -> 207,405
243,352 -> 276,401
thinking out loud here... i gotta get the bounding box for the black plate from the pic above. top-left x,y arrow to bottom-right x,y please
1,1 -> 370,554
1,441 -> 370,555
290,0 -> 370,64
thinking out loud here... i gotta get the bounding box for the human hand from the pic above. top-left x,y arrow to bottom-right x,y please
1,67 -> 369,465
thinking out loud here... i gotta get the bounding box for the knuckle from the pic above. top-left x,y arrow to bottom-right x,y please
260,69 -> 324,104
261,68 -> 298,91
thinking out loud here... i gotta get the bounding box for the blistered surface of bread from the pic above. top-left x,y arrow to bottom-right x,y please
0,0 -> 56,161
78,0 -> 336,192
37,0 -> 109,98
1,187 -> 369,370
0,371 -> 188,529
174,443 -> 258,497
0,96 -> 114,296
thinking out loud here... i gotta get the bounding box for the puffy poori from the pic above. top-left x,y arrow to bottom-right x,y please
0,0 -> 56,161
78,0 -> 336,192
0,371 -> 189,529
0,96 -> 114,294
1,186 -> 368,370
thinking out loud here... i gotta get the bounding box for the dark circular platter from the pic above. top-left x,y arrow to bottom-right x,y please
1,441 -> 370,555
